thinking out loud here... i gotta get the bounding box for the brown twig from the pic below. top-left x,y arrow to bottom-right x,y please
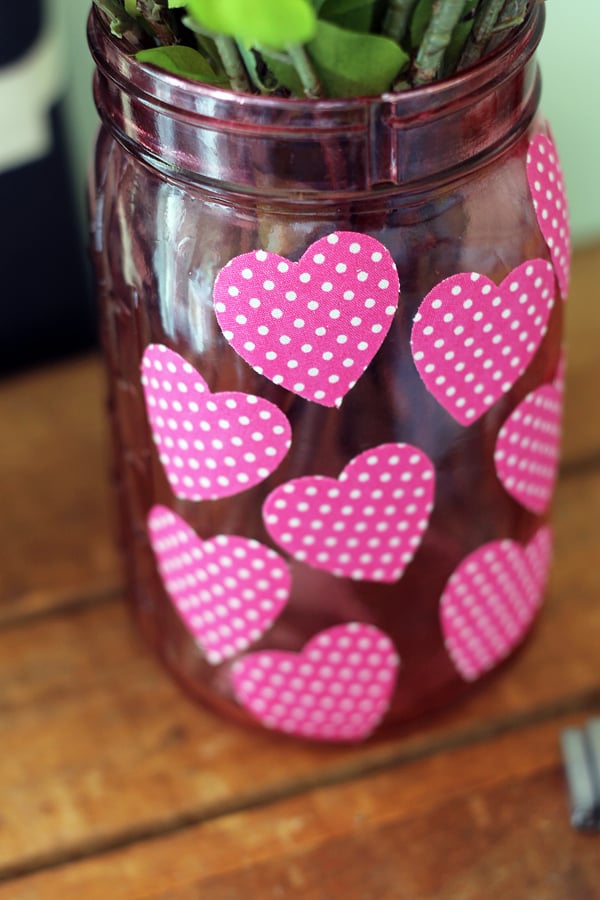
382,0 -> 419,44
134,0 -> 181,45
457,0 -> 505,70
497,0 -> 530,29
484,0 -> 530,53
413,0 -> 466,85
93,0 -> 142,39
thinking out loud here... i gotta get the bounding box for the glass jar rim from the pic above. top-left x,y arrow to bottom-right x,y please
89,3 -> 545,193
89,3 -> 544,119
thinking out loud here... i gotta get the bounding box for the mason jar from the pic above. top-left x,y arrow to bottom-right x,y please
88,2 -> 567,742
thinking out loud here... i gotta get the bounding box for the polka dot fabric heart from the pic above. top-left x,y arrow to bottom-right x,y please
231,623 -> 400,742
440,527 -> 553,682
527,133 -> 571,300
263,443 -> 435,582
213,232 -> 400,407
141,344 -> 291,501
411,260 -> 555,425
148,506 -> 291,665
494,383 -> 562,514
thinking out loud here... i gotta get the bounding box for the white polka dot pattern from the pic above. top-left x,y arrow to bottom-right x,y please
440,527 -> 553,682
263,443 -> 435,582
527,133 -> 571,300
411,260 -> 555,425
213,232 -> 400,408
141,344 -> 291,501
494,383 -> 562,514
147,506 -> 291,665
231,623 -> 400,742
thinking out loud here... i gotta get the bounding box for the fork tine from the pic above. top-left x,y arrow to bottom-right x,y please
584,718 -> 600,797
561,725 -> 600,830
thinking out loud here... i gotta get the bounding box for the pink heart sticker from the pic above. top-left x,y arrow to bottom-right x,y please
440,526 -> 553,681
494,383 -> 562,514
411,260 -> 555,425
231,623 -> 400,742
263,443 -> 435,582
141,344 -> 292,501
148,506 -> 291,665
527,133 -> 571,299
213,231 -> 400,407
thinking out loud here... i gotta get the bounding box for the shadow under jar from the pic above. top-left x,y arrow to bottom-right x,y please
88,1 -> 565,743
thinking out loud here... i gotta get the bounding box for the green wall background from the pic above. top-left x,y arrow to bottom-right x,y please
55,1 -> 600,245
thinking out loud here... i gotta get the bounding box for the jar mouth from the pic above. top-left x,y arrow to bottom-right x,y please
89,4 -> 543,116
89,4 -> 544,193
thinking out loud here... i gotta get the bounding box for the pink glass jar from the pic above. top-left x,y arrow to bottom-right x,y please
88,3 -> 566,742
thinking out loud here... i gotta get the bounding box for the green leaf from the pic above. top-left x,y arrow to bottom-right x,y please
184,0 -> 317,50
265,18 -> 409,97
124,0 -> 137,14
167,0 -> 187,6
308,19 -> 408,97
135,45 -> 230,85
318,0 -> 377,32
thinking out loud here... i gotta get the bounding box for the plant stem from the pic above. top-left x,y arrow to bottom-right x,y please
457,0 -> 505,69
413,0 -> 466,85
134,0 -> 181,46
287,44 -> 323,99
382,0 -> 419,44
484,0 -> 529,52
236,44 -> 279,94
214,35 -> 252,92
93,0 -> 141,39
180,16 -> 227,76
497,0 -> 529,28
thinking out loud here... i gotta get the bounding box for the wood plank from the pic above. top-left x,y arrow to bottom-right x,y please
2,712 -> 598,899
563,243 -> 600,467
0,356 -> 119,624
0,465 -> 599,878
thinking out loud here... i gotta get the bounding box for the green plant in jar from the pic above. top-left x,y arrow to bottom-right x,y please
92,0 -> 532,96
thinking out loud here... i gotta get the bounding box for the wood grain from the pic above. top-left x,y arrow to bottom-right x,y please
562,245 -> 600,468
2,713 -> 597,899
0,356 -> 119,624
0,464 -> 598,879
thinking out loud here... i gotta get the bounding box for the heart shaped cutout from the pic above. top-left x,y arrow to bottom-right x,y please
141,344 -> 292,501
213,232 -> 400,407
494,383 -> 562,514
411,260 -> 555,425
231,623 -> 400,742
263,443 -> 435,582
148,506 -> 291,664
527,133 -> 571,300
440,526 -> 553,681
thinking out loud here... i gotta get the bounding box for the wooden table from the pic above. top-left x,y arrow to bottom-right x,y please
1,246 -> 599,899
